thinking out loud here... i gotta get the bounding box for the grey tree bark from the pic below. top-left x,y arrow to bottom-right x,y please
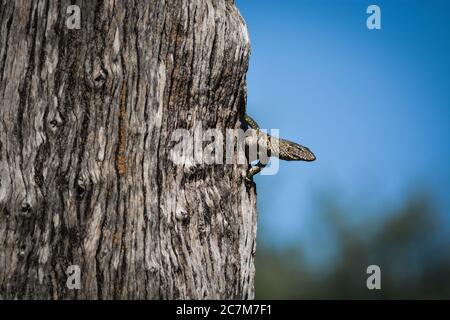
0,0 -> 256,299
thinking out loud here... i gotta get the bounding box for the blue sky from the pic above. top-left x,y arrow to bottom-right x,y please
236,0 -> 450,263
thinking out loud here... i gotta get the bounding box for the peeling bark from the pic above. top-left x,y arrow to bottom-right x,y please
0,0 -> 256,299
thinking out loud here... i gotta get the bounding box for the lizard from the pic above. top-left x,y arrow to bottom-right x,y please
244,114 -> 316,180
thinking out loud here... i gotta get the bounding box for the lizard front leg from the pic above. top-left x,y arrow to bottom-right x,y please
244,114 -> 270,181
247,161 -> 267,180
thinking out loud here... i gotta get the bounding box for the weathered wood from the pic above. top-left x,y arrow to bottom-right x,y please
0,0 -> 256,299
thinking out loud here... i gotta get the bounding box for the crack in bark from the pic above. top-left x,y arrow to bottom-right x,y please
116,82 -> 128,177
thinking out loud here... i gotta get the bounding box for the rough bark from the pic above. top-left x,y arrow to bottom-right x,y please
0,0 -> 256,299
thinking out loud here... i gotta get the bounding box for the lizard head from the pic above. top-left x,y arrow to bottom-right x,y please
278,139 -> 316,162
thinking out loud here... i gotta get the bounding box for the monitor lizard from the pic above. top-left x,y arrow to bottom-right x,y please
244,114 -> 316,180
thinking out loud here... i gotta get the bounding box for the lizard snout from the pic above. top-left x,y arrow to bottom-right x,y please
278,139 -> 316,162
298,145 -> 316,161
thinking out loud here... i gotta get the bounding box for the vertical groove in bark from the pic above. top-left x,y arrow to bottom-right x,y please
0,0 -> 255,299
116,82 -> 128,176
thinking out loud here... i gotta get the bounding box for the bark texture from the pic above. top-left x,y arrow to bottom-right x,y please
0,0 -> 256,299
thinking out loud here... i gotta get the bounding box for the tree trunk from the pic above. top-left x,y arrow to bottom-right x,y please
0,0 -> 256,299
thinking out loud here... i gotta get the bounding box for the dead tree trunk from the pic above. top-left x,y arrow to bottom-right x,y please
0,0 -> 256,299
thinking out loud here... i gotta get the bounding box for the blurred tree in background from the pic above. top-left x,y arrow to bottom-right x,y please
255,191 -> 450,299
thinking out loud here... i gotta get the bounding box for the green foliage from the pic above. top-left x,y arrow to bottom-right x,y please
255,192 -> 450,299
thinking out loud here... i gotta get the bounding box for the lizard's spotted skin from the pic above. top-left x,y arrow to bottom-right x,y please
244,114 -> 316,179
